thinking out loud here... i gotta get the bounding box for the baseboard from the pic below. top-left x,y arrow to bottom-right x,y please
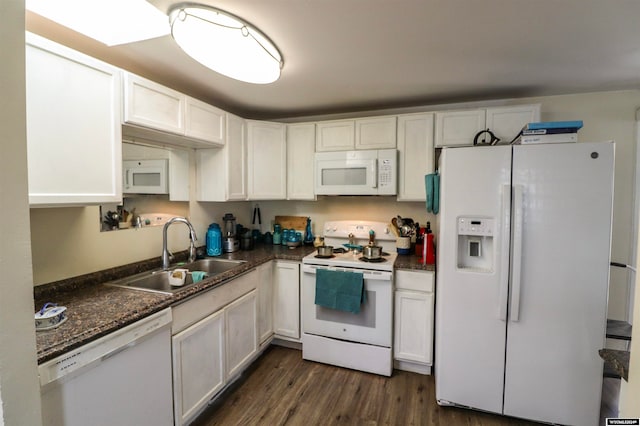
394,359 -> 432,375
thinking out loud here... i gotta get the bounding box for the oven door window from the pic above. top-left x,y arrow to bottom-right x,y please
316,291 -> 376,327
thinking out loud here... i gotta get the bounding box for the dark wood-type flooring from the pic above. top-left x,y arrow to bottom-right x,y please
192,346 -> 618,426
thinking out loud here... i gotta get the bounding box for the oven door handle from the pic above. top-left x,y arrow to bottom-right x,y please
302,264 -> 392,281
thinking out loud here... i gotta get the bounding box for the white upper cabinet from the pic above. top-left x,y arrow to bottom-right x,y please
25,33 -> 122,206
184,97 -> 226,145
286,123 -> 316,200
316,116 -> 397,152
485,104 -> 541,143
434,109 -> 486,148
123,72 -> 185,135
226,114 -> 248,200
397,113 -> 434,202
435,104 -> 540,147
123,72 -> 225,148
247,120 -> 287,200
316,119 -> 355,151
355,115 -> 397,149
196,113 -> 247,202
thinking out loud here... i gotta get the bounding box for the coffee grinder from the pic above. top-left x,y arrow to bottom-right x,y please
222,213 -> 240,253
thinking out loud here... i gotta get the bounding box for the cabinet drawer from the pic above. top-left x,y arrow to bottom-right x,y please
395,269 -> 434,292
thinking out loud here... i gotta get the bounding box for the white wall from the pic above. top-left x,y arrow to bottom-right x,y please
0,0 -> 43,423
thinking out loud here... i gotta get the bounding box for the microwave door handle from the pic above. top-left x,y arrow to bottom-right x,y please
372,159 -> 378,188
125,169 -> 131,189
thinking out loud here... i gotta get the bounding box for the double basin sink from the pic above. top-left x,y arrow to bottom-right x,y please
106,258 -> 246,294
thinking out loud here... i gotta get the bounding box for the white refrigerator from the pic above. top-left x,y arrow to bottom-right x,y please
435,142 -> 614,426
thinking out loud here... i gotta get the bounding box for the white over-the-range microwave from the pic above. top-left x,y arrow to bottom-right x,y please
123,159 -> 168,194
314,149 -> 397,196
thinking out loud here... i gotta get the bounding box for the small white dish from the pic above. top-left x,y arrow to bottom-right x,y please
169,268 -> 188,286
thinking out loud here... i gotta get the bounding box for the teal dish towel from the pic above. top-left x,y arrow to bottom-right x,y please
315,269 -> 365,314
190,271 -> 207,283
433,173 -> 440,214
425,173 -> 440,214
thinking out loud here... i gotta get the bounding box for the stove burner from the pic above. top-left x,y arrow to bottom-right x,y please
359,257 -> 386,263
333,247 -> 347,254
314,254 -> 335,259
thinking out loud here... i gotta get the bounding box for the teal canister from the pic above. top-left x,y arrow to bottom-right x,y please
206,223 -> 222,256
273,224 -> 282,245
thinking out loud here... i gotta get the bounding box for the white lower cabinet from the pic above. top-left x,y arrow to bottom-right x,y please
171,270 -> 257,425
257,262 -> 274,347
273,261 -> 301,340
394,269 -> 435,374
225,291 -> 258,379
172,310 -> 225,425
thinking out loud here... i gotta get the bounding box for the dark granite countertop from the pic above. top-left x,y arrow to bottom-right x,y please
599,349 -> 631,381
34,244 -> 434,364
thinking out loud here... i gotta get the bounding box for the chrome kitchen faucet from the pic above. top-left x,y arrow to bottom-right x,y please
162,217 -> 197,270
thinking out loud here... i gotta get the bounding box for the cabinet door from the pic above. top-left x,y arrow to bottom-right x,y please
26,33 -> 122,206
172,310 -> 225,426
315,120 -> 355,151
225,290 -> 258,379
273,262 -> 300,340
247,120 -> 286,200
195,114 -> 246,202
485,104 -> 541,144
394,290 -> 434,365
184,97 -> 226,146
287,123 -> 316,200
257,262 -> 274,345
169,149 -> 190,202
397,113 -> 434,201
434,109 -> 486,147
355,116 -> 397,149
123,72 -> 185,135
226,113 -> 247,200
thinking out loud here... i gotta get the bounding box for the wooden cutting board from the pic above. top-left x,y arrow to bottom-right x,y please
274,215 -> 308,230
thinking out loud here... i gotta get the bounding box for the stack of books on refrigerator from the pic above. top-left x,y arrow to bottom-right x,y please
514,120 -> 583,144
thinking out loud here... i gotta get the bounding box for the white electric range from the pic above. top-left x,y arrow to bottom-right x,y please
301,221 -> 397,376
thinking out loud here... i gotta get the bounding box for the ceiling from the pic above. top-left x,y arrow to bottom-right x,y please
25,0 -> 640,120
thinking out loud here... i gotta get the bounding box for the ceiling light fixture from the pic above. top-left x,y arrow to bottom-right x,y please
26,0 -> 170,46
168,4 -> 283,84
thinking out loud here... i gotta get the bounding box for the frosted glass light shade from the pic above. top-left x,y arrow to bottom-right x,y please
169,6 -> 283,84
26,0 -> 170,46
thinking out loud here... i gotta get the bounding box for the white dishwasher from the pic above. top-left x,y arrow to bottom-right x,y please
39,308 -> 174,426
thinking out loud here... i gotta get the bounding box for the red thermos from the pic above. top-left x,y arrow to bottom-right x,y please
425,222 -> 435,265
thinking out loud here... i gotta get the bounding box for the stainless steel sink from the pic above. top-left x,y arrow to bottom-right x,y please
106,258 -> 246,294
186,258 -> 245,275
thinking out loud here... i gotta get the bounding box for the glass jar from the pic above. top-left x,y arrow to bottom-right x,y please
273,224 -> 282,245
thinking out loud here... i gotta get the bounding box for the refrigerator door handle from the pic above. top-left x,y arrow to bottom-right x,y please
510,184 -> 525,322
498,184 -> 511,321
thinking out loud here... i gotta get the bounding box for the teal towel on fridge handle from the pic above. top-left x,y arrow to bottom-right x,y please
426,174 -> 433,212
425,173 -> 440,215
314,269 -> 365,314
433,173 -> 440,215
